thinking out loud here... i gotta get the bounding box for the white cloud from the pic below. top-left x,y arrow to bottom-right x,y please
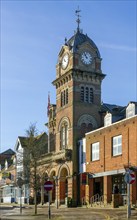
99,42 -> 137,52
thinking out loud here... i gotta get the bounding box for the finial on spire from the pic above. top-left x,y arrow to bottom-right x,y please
75,6 -> 81,32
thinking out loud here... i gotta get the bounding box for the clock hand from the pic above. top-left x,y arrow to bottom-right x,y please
84,52 -> 88,59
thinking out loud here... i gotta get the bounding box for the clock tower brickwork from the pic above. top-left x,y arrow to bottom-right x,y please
37,19 -> 106,206
52,28 -> 105,204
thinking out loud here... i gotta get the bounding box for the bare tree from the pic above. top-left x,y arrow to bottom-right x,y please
24,123 -> 48,215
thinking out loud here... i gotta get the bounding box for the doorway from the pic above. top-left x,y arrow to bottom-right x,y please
93,177 -> 103,196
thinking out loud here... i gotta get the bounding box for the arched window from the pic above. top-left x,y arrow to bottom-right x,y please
87,123 -> 93,132
90,88 -> 93,103
85,87 -> 89,102
61,92 -> 63,107
80,123 -> 87,137
60,121 -> 68,149
60,89 -> 69,107
64,90 -> 66,105
80,86 -> 94,103
78,114 -> 98,138
80,122 -> 93,138
80,87 -> 84,102
66,89 -> 68,104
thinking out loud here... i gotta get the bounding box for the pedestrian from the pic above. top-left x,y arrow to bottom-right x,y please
113,185 -> 119,194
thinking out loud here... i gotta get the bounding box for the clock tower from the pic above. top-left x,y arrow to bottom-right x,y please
52,10 -> 106,205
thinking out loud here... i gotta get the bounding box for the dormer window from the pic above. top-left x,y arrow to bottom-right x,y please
104,112 -> 112,127
126,103 -> 135,118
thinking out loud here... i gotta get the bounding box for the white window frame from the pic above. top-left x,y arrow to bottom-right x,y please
112,135 -> 122,156
91,142 -> 100,161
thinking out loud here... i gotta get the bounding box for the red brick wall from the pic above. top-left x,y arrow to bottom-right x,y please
86,116 -> 137,203
86,116 -> 137,173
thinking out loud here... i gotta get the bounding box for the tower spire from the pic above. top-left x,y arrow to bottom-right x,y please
75,6 -> 81,32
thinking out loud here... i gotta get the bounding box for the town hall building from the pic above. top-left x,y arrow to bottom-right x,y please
34,11 -> 137,207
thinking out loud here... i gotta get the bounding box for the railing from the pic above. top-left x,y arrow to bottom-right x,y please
90,194 -> 104,207
99,195 -> 104,205
81,197 -> 86,205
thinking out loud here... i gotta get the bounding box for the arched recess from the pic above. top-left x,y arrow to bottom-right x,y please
77,114 -> 98,138
58,117 -> 71,150
58,164 -> 70,177
42,172 -> 49,203
58,116 -> 71,132
49,170 -> 56,203
58,164 -> 70,205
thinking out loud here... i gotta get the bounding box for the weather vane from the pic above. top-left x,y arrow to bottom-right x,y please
75,6 -> 81,32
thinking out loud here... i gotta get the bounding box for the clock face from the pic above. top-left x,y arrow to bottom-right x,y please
81,51 -> 92,65
61,53 -> 69,69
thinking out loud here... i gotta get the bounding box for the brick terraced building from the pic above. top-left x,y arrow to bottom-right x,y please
79,102 -> 137,206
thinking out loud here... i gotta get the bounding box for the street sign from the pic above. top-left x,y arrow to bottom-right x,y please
124,173 -> 135,184
44,181 -> 53,191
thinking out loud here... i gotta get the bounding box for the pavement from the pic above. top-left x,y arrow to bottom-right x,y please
0,203 -> 137,220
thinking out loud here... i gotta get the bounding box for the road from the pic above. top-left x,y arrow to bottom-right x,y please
0,205 -> 137,220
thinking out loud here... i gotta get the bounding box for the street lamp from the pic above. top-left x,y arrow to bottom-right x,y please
53,176 -> 59,209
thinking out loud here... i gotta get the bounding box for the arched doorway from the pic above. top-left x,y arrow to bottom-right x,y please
43,173 -> 49,203
59,168 -> 68,204
50,171 -> 56,203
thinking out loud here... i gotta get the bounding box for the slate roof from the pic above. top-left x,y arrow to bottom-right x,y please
1,149 -> 15,155
66,30 -> 101,57
100,102 -> 126,123
17,132 -> 49,156
18,136 -> 28,148
0,148 -> 15,170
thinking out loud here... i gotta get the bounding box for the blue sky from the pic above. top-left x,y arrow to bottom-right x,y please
1,0 -> 137,152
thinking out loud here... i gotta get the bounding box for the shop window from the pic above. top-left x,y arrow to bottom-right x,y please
112,175 -> 127,194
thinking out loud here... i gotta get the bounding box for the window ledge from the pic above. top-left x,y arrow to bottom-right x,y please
112,153 -> 122,157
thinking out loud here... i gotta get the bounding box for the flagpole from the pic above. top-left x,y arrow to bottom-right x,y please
48,114 -> 50,153
48,92 -> 50,153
